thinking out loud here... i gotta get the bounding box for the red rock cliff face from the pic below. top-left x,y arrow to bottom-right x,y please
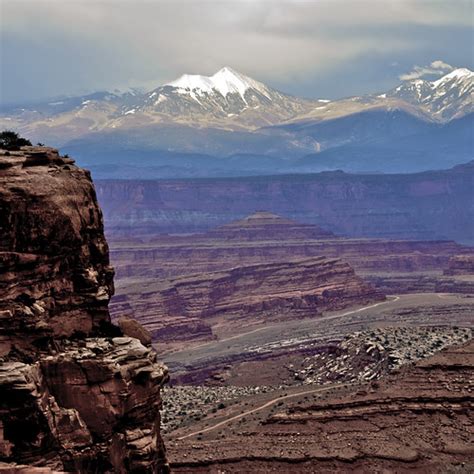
110,257 -> 384,341
0,147 -> 169,473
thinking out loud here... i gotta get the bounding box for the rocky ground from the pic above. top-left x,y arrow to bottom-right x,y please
162,325 -> 472,437
163,293 -> 474,383
161,385 -> 276,433
167,339 -> 474,473
290,326 -> 472,385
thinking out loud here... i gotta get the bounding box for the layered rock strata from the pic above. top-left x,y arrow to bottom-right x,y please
110,236 -> 469,280
96,160 -> 474,242
110,257 -> 384,341
169,340 -> 474,472
208,211 -> 334,240
444,255 -> 474,275
108,213 -> 473,336
108,211 -> 471,282
364,272 -> 474,294
0,147 -> 169,473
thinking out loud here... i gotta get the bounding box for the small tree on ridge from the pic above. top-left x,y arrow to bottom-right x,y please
0,130 -> 32,150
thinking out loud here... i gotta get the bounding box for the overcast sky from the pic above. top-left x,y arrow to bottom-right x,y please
1,0 -> 473,105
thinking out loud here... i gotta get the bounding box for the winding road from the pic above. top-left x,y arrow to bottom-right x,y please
177,383 -> 342,440
191,298 -> 400,351
172,293 -> 469,440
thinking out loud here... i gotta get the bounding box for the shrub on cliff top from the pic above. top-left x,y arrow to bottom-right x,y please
0,130 -> 32,150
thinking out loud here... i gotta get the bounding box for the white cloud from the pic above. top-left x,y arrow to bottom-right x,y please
399,60 -> 455,81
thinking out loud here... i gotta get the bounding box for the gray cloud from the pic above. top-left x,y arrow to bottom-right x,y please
399,60 -> 455,80
1,0 -> 473,104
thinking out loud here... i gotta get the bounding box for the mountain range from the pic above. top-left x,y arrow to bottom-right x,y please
1,66 -> 472,177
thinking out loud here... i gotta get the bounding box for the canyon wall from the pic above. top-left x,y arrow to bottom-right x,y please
444,255 -> 474,275
96,161 -> 474,243
108,212 -> 471,341
110,235 -> 469,281
0,147 -> 169,473
110,257 -> 384,341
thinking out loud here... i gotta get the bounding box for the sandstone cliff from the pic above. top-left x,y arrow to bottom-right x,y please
110,257 -> 384,341
0,147 -> 169,473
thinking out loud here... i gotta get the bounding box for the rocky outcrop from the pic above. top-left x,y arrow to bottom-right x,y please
0,147 -> 169,472
208,211 -> 334,240
109,257 -> 384,341
118,316 -> 153,346
444,255 -> 474,275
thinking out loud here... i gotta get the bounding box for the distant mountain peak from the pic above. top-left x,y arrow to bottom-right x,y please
432,67 -> 473,86
165,67 -> 271,101
388,66 -> 473,120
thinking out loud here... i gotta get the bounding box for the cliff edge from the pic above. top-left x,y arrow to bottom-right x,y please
0,147 -> 169,472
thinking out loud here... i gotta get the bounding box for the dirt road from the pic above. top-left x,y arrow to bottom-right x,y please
177,383 -> 342,440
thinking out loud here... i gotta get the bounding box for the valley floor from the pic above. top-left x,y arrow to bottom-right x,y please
161,292 -> 473,376
160,292 -> 474,472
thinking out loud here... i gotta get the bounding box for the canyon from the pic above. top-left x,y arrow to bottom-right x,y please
96,160 -> 474,243
2,5 -> 473,472
107,211 -> 473,344
101,196 -> 473,472
111,255 -> 384,343
0,147 -> 169,473
1,145 -> 473,473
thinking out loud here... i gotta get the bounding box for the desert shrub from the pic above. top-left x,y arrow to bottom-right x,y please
0,130 -> 32,150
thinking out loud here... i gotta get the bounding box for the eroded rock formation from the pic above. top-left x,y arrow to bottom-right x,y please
108,212 -> 473,335
208,211 -> 334,240
0,147 -> 169,473
110,256 -> 384,341
110,233 -> 469,280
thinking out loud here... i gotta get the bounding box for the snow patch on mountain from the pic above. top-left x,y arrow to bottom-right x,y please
432,67 -> 473,87
388,67 -> 473,119
166,67 -> 272,101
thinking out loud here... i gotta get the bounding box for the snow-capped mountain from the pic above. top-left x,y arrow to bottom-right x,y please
0,67 -> 321,143
166,67 -> 273,100
0,65 -> 472,176
387,68 -> 473,120
122,66 -> 316,129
